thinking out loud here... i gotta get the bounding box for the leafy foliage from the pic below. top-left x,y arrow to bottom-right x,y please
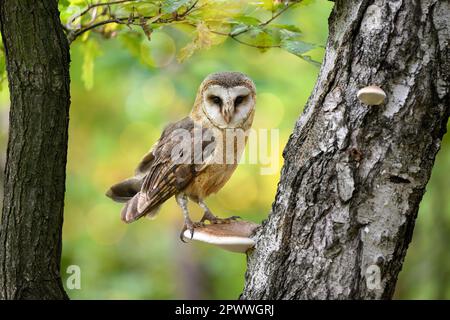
56,0 -> 321,89
161,0 -> 191,13
0,1 -> 322,90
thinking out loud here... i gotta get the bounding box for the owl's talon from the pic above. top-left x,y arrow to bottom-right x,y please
200,210 -> 241,225
179,227 -> 188,243
180,218 -> 203,242
215,215 -> 241,224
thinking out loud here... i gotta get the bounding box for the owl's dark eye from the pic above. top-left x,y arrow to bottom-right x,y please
234,95 -> 246,107
209,95 -> 222,107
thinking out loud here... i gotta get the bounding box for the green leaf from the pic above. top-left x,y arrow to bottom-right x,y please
231,16 -> 261,26
271,24 -> 302,34
280,39 -> 316,56
161,0 -> 191,14
252,29 -> 275,52
230,24 -> 249,36
281,40 -> 321,66
299,55 -> 322,67
68,0 -> 85,5
81,39 -> 102,90
120,2 -> 158,16
278,28 -> 302,41
58,0 -> 71,10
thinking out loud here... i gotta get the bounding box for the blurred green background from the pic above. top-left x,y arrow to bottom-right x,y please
0,0 -> 449,299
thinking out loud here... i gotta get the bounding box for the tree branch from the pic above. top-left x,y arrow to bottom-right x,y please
64,0 -> 300,50
68,0 -> 138,26
261,1 -> 298,27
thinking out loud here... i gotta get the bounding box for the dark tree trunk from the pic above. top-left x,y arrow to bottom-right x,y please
242,0 -> 450,299
0,1 -> 70,299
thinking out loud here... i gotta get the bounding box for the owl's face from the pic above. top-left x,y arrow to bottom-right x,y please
192,72 -> 256,129
201,85 -> 255,128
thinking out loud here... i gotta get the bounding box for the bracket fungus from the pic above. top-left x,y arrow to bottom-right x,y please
182,220 -> 259,253
357,85 -> 386,105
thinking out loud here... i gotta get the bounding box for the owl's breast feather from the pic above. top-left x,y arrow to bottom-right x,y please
184,163 -> 238,199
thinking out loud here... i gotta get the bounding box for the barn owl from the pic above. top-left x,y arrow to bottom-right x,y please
106,72 -> 256,241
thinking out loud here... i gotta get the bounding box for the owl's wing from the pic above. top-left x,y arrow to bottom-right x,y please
121,117 -> 216,223
134,141 -> 158,176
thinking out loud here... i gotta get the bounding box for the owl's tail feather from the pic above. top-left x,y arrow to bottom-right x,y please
107,176 -> 161,223
120,192 -> 161,223
106,176 -> 143,203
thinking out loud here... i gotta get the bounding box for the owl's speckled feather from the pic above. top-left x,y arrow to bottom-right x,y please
202,72 -> 255,89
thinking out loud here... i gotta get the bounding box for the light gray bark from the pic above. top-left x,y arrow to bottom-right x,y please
242,0 -> 450,299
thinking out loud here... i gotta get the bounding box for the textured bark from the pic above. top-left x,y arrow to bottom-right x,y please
0,1 -> 70,299
242,0 -> 450,299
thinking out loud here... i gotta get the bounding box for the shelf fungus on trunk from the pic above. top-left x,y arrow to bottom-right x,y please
182,220 -> 259,253
357,85 -> 386,105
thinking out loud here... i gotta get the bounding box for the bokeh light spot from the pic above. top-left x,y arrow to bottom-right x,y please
253,92 -> 285,129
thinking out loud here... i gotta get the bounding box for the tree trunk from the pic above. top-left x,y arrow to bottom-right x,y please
242,0 -> 450,299
0,1 -> 70,299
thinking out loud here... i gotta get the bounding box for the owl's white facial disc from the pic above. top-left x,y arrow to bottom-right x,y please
202,85 -> 254,128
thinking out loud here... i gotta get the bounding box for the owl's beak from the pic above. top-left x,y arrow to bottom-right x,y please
222,107 -> 233,123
